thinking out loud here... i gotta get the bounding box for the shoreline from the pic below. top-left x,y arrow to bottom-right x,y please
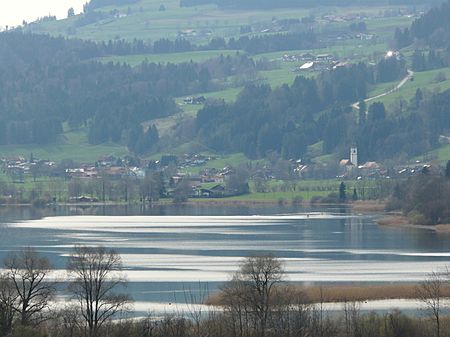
0,199 -> 386,211
377,215 -> 450,232
206,283 -> 450,306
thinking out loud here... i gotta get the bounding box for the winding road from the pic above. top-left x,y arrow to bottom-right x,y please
352,70 -> 414,110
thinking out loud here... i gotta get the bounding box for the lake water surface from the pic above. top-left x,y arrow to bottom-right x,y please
1,204 -> 450,314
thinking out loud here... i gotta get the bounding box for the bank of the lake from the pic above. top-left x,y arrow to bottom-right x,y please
48,198 -> 386,211
378,215 -> 450,233
207,283 -> 450,307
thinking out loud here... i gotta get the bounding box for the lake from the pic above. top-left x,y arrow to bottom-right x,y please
1,204 -> 450,315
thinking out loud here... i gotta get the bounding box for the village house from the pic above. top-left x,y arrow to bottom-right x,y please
183,96 -> 206,105
195,184 -> 226,198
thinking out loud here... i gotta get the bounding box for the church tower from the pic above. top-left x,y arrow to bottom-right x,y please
350,147 -> 358,167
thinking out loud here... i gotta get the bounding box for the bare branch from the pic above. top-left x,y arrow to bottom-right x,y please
67,246 -> 132,337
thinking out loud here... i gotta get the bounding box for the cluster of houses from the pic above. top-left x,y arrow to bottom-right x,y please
183,96 -> 206,105
65,166 -> 146,180
0,153 -> 236,200
339,147 -> 386,179
169,166 -> 234,198
62,154 -> 235,198
64,154 -> 221,181
319,8 -> 418,25
395,163 -> 437,177
338,148 -> 439,179
1,147 -> 441,203
280,53 -> 351,73
281,53 -> 334,63
148,154 -> 216,171
1,156 -> 56,183
61,156 -> 145,180
178,29 -> 213,40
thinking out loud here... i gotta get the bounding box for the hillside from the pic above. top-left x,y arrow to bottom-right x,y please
181,0 -> 443,9
1,0 -> 449,165
0,32 -> 263,156
25,0 -> 417,42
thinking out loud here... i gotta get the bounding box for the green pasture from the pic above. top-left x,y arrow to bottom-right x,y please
30,0 -> 415,44
369,67 -> 450,108
0,128 -> 129,163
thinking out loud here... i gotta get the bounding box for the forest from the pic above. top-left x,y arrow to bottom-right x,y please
386,165 -> 450,225
0,32 -> 271,154
410,0 -> 450,48
196,82 -> 450,162
395,0 -> 450,53
193,57 -> 447,163
59,29 -> 319,56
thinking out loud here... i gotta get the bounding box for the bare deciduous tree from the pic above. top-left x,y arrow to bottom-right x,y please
417,271 -> 444,337
4,248 -> 54,326
0,274 -> 17,335
67,246 -> 131,337
220,277 -> 250,337
224,255 -> 284,337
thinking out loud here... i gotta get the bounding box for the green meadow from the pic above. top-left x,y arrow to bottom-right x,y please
0,128 -> 128,163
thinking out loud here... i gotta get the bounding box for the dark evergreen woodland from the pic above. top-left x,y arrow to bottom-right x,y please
0,32 -> 260,154
196,58 -> 446,162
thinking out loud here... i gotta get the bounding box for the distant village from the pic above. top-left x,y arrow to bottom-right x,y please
0,153 -> 234,201
176,7 -> 419,46
0,146 -> 435,202
281,52 -> 350,73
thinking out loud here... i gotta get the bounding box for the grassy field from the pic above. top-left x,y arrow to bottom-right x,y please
194,178 -> 383,203
259,67 -> 305,88
368,67 -> 450,108
0,128 -> 129,163
151,86 -> 242,137
365,15 -> 413,40
223,190 -> 330,202
29,0 -> 415,44
28,0 -> 309,42
367,80 -> 398,97
202,86 -> 243,102
416,143 -> 450,163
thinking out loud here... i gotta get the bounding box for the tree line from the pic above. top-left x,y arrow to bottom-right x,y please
387,167 -> 450,225
0,247 -> 129,337
410,0 -> 450,48
411,49 -> 449,72
1,251 -> 449,337
392,0 -> 450,77
81,32 -> 319,56
395,0 -> 450,51
24,24 -> 319,56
